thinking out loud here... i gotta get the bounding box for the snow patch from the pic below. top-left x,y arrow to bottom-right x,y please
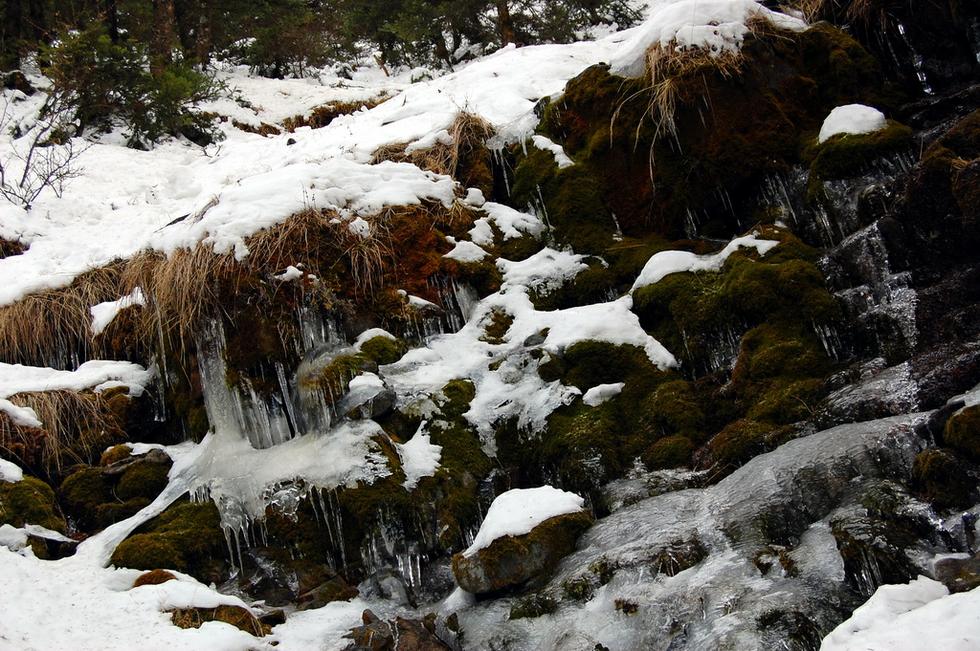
818,104 -> 887,143
463,486 -> 586,557
583,382 -> 625,407
531,135 -> 574,169
631,234 -> 779,290
0,458 -> 24,483
395,422 -> 443,490
89,288 -> 146,336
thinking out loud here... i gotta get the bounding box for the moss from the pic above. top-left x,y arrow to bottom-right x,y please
480,309 -> 514,345
60,466 -> 114,530
646,380 -> 705,437
359,336 -> 407,365
642,435 -> 695,470
805,120 -> 914,181
912,448 -> 977,511
110,500 -> 229,584
99,444 -> 133,466
945,406 -> 980,462
171,605 -> 263,637
0,475 -> 66,533
615,599 -> 639,615
116,460 -> 171,502
562,576 -> 594,602
509,593 -> 558,620
707,419 -> 776,469
133,569 -> 176,587
300,353 -> 375,403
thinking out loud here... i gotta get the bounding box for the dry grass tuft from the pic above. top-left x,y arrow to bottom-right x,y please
794,0 -> 891,28
282,93 -> 391,132
372,112 -> 495,179
0,388 -> 126,473
0,262 -> 126,367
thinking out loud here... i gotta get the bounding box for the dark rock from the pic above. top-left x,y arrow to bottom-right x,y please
934,553 -> 980,593
451,510 -> 593,595
345,610 -> 451,651
3,70 -> 34,95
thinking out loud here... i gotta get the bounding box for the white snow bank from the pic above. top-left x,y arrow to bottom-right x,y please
583,382 -> 625,407
463,486 -> 586,557
821,577 -> 980,651
89,288 -> 146,336
631,233 -> 779,290
818,104 -> 887,143
395,422 -> 443,490
530,135 -> 574,169
612,0 -> 807,77
0,360 -> 154,429
0,458 -> 23,482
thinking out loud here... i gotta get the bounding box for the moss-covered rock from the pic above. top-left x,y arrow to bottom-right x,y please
705,419 -> 780,470
0,476 -> 66,533
509,592 -> 558,620
59,466 -> 115,530
451,510 -> 594,594
642,434 -> 696,470
115,458 -> 171,502
944,406 -> 980,462
110,500 -> 229,584
805,120 -> 914,182
359,335 -> 407,365
133,569 -> 177,587
912,448 -> 977,511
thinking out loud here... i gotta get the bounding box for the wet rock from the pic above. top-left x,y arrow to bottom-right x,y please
912,448 -> 978,511
345,610 -> 451,651
451,510 -> 593,595
934,552 -> 980,593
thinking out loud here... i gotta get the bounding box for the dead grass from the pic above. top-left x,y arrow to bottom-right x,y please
0,388 -> 126,473
795,0 -> 891,28
0,262 -> 126,366
372,112 -> 495,179
282,93 -> 392,132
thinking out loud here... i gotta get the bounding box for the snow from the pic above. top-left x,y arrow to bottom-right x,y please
821,577 -> 980,651
444,237 -> 489,263
531,135 -> 574,169
818,104 -> 887,143
0,360 -> 154,428
462,486 -> 586,557
353,327 -> 397,349
395,422 -> 443,490
631,233 -> 779,290
498,248 -> 589,295
583,382 -> 625,407
89,288 -> 146,336
0,458 -> 23,482
611,0 -> 807,77
274,265 -> 304,282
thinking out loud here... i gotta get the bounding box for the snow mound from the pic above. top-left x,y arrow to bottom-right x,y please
818,104 -> 887,144
612,0 -> 807,77
821,577 -> 980,651
463,486 -> 586,557
583,382 -> 625,407
631,233 -> 779,290
0,458 -> 23,483
90,288 -> 146,336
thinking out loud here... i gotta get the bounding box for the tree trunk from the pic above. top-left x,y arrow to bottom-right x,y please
495,0 -> 516,45
150,0 -> 177,76
105,0 -> 120,43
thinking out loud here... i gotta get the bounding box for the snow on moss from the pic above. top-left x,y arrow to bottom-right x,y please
631,233 -> 779,290
818,104 -> 888,144
462,486 -> 585,557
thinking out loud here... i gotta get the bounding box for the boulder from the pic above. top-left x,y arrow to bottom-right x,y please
451,510 -> 593,595
345,610 -> 451,651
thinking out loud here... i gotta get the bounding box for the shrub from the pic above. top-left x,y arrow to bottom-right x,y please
42,25 -> 223,148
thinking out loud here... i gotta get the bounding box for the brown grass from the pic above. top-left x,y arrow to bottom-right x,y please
795,0 -> 891,28
0,262 -> 126,367
0,388 -> 126,473
282,93 -> 392,132
372,111 -> 495,178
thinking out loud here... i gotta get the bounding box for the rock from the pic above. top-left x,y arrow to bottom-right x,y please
297,574 -> 359,611
3,70 -> 34,95
451,510 -> 593,595
345,610 -> 451,651
934,553 -> 980,593
0,475 -> 66,534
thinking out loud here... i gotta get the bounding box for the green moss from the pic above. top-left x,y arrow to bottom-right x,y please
708,419 -> 776,469
642,435 -> 695,470
100,444 -> 133,466
912,448 -> 976,511
359,336 -> 407,365
116,460 -> 171,502
171,605 -> 262,636
60,466 -> 114,530
110,500 -> 228,584
300,353 -> 375,403
945,406 -> 980,462
561,576 -> 594,602
646,380 -> 705,437
510,593 -> 558,620
805,120 -> 913,182
0,476 -> 66,533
